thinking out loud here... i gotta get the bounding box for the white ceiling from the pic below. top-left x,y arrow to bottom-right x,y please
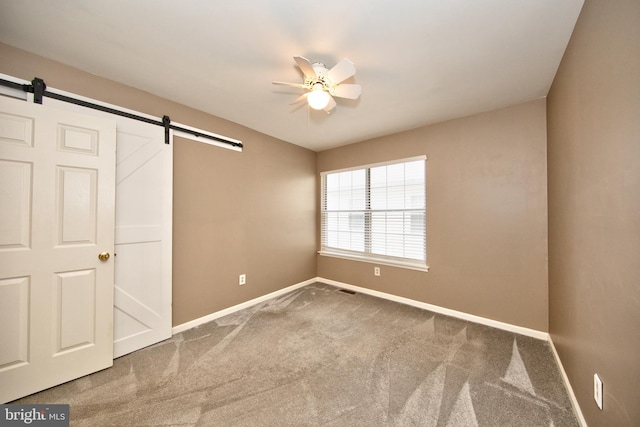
0,0 -> 583,151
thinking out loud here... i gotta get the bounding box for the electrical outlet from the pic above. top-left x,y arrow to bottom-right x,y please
239,274 -> 246,286
594,373 -> 603,410
374,267 -> 381,276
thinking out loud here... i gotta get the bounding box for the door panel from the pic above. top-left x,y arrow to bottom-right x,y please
57,166 -> 98,244
57,123 -> 99,155
0,277 -> 30,370
0,96 -> 116,403
0,160 -> 32,248
54,269 -> 97,353
0,112 -> 33,147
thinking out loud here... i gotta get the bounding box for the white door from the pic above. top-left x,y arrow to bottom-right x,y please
112,119 -> 172,357
0,96 -> 116,403
44,96 -> 172,358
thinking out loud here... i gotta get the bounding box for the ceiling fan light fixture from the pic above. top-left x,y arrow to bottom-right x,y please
307,83 -> 331,110
273,56 -> 360,113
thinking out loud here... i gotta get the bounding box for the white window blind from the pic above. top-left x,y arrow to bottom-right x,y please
321,157 -> 427,270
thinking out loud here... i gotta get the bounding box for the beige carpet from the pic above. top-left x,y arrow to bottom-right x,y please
14,282 -> 579,426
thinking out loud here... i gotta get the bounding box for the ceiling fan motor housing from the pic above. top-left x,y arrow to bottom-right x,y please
308,63 -> 331,89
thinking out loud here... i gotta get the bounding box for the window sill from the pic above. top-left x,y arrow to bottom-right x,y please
318,250 -> 430,272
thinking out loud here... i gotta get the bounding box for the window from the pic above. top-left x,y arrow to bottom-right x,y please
320,156 -> 427,271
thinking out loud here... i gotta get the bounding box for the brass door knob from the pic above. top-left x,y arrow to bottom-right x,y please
98,252 -> 110,261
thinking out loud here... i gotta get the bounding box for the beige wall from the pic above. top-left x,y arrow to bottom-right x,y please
173,135 -> 316,324
318,99 -> 549,331
546,0 -> 640,425
0,43 -> 318,326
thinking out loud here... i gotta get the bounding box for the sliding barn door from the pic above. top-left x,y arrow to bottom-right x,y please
111,119 -> 172,357
45,96 -> 172,358
0,96 -> 116,403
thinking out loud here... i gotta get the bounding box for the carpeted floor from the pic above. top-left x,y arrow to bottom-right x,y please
14,283 -> 579,426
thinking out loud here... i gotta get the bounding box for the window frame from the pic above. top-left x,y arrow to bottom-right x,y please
319,156 -> 429,272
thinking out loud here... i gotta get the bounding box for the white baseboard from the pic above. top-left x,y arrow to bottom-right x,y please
173,276 -> 550,339
316,277 -> 549,340
171,277 -> 317,334
548,336 -> 587,427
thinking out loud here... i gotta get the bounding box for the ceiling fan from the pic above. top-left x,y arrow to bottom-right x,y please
273,56 -> 362,113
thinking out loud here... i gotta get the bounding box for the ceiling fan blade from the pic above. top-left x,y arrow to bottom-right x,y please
327,58 -> 356,84
324,95 -> 337,113
332,84 -> 362,100
272,81 -> 307,89
294,56 -> 317,79
291,93 -> 309,105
